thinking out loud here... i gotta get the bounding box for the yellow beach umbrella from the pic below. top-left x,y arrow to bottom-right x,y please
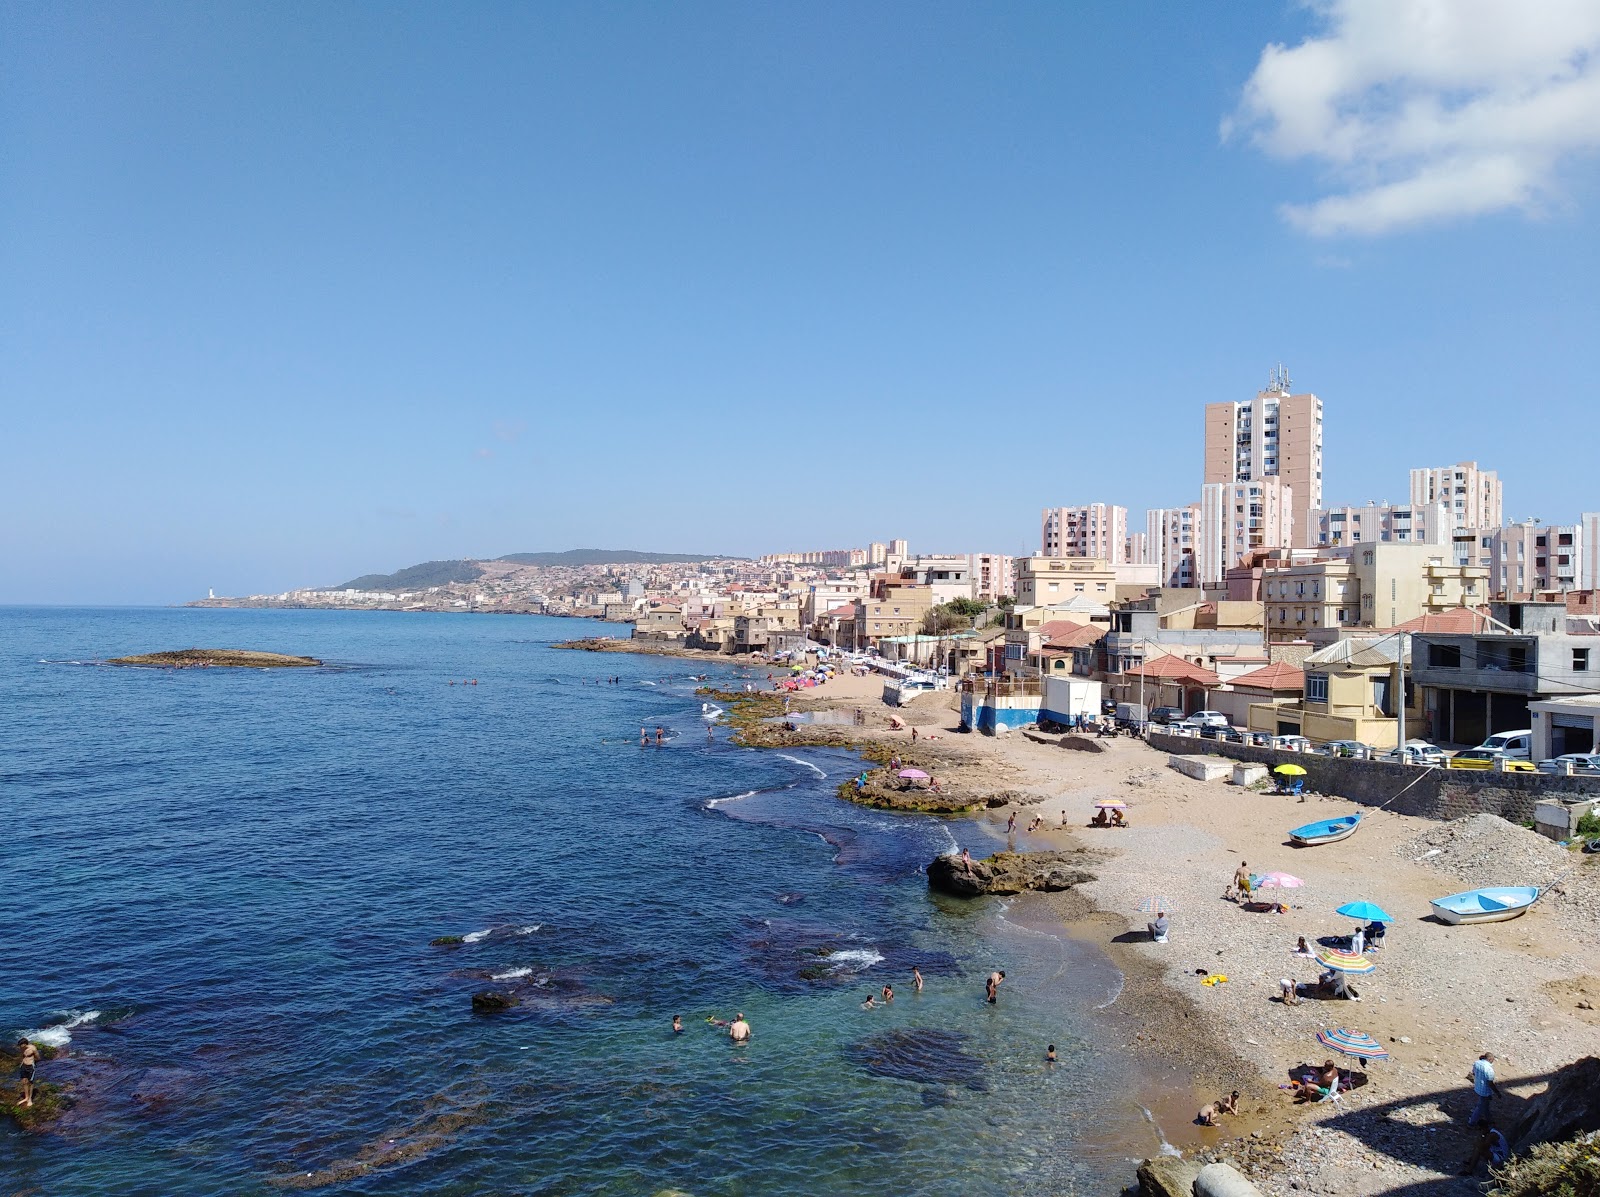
1274,764 -> 1307,776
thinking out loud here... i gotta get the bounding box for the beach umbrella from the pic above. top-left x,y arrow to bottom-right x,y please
1314,946 -> 1377,974
1273,764 -> 1308,776
897,768 -> 929,780
1316,1027 -> 1389,1061
1334,901 -> 1394,923
1136,896 -> 1178,913
1093,799 -> 1127,809
1255,872 -> 1305,889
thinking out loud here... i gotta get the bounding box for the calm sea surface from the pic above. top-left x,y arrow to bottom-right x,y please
2,608 -> 1170,1195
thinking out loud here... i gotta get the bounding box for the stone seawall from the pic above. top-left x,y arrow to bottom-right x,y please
1147,730 -> 1600,825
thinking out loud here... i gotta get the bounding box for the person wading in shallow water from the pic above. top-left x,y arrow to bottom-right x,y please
985,970 -> 1005,1004
728,1013 -> 751,1042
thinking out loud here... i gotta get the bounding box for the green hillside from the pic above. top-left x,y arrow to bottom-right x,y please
334,560 -> 485,591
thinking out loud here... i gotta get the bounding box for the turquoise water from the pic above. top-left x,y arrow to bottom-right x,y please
2,609 -> 1167,1195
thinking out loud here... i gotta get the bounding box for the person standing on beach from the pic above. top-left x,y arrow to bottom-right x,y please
985,970 -> 1004,1003
15,1038 -> 38,1108
1229,861 -> 1251,902
1467,1052 -> 1500,1125
729,1013 -> 751,1043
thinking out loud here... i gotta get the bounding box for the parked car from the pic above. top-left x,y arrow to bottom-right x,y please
1271,734 -> 1313,752
1321,739 -> 1372,759
1179,710 -> 1230,729
1536,753 -> 1600,776
1449,748 -> 1536,772
1474,729 -> 1533,760
1150,706 -> 1186,725
1201,725 -> 1244,742
1381,739 -> 1448,767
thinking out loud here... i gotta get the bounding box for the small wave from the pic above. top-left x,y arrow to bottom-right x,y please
516,924 -> 541,935
638,680 -> 657,686
826,948 -> 883,972
25,1009 -> 101,1047
491,967 -> 535,981
1139,1104 -> 1182,1156
462,929 -> 492,944
1095,972 -> 1126,1010
777,754 -> 827,779
705,789 -> 759,810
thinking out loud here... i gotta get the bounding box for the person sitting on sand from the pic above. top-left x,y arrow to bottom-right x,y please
1090,809 -> 1109,827
1110,808 -> 1127,827
1147,911 -> 1170,943
1292,936 -> 1313,957
1198,1091 -> 1240,1125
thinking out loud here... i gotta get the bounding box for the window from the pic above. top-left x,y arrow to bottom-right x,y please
1306,673 -> 1329,703
1429,644 -> 1461,668
1575,648 -> 1590,672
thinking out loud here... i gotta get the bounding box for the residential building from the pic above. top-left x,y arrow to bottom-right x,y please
1014,556 -> 1118,607
1412,600 -> 1600,745
1211,659 -> 1303,728
905,555 -> 977,604
1002,601 -> 1112,676
867,542 -> 888,564
1261,543 -> 1488,643
1309,501 -> 1449,549
1144,505 -> 1199,588
1203,366 -> 1323,547
1091,600 -> 1266,706
1410,460 -> 1502,532
1125,532 -> 1148,568
1488,521 -> 1585,598
1246,636 -> 1416,747
1197,476 -> 1294,586
861,581 -> 934,643
1041,504 -> 1129,562
888,539 -> 909,557
1586,514 -> 1600,591
968,553 -> 1014,603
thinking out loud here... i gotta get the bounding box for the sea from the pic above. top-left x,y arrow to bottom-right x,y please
2,608 -> 1178,1195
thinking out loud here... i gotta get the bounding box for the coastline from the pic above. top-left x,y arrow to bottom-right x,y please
674,651 -> 1600,1194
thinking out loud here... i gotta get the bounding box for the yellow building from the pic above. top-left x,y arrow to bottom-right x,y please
1014,556 -> 1117,607
1247,636 -> 1419,746
1264,543 -> 1488,643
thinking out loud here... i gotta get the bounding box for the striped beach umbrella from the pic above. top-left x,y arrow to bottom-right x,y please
1093,799 -> 1127,809
1314,946 -> 1377,974
1136,896 -> 1177,913
1316,1027 -> 1390,1061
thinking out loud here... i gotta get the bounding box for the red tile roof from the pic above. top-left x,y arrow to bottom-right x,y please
1045,623 -> 1106,649
1229,660 -> 1305,691
1390,607 -> 1495,634
1123,654 -> 1221,686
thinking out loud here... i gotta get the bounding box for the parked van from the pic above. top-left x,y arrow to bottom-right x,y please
1476,729 -> 1533,760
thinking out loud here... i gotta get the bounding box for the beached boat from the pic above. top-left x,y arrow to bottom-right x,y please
1428,886 -> 1540,925
1289,814 -> 1361,847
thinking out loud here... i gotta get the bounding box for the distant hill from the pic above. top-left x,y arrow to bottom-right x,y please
494,549 -> 736,566
332,549 -> 737,591
334,560 -> 485,591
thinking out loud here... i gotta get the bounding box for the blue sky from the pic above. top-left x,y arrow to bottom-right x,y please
5,2 -> 1598,603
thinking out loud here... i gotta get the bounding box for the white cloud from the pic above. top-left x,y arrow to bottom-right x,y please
1228,0 -> 1600,235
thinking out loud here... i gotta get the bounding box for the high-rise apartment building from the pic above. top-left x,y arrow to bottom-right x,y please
888,539 -> 909,558
968,553 -> 1015,602
1488,521 -> 1584,597
1309,501 -> 1449,549
1198,477 -> 1294,587
1040,504 -> 1129,563
1203,366 -> 1323,548
1409,461 -> 1502,568
1144,505 -> 1199,588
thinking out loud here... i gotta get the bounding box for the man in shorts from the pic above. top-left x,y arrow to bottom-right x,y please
15,1038 -> 38,1109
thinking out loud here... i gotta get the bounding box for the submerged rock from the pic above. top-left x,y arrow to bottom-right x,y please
845,1028 -> 986,1091
926,849 -> 1095,898
471,990 -> 520,1013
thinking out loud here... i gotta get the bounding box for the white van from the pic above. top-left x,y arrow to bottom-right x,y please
1476,729 -> 1533,760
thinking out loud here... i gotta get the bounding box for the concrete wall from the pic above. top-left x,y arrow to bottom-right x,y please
1148,730 -> 1600,825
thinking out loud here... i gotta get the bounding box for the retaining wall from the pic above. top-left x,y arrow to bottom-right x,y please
1147,730 -> 1600,826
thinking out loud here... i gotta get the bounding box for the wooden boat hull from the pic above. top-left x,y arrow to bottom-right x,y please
1289,816 -> 1361,846
1429,886 -> 1539,925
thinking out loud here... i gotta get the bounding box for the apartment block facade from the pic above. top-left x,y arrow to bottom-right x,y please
1488,522 -> 1585,597
1144,505 -> 1199,588
1014,556 -> 1118,608
1041,505 -> 1129,563
1204,368 -> 1323,549
1197,477 -> 1294,587
1309,501 -> 1450,549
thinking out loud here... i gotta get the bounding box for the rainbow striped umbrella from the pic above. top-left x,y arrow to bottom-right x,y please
1136,896 -> 1178,913
1316,1027 -> 1389,1061
1314,946 -> 1377,974
1093,799 -> 1127,809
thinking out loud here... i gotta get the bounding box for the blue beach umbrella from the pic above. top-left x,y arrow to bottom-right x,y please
1335,901 -> 1393,923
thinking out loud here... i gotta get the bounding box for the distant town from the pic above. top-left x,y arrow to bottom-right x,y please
194,367 -> 1600,756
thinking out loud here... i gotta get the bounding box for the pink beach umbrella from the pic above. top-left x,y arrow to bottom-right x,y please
1255,872 -> 1305,889
897,768 -> 930,780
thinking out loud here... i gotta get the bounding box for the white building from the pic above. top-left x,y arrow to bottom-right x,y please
1309,501 -> 1450,549
1144,505 -> 1199,589
1041,504 -> 1129,563
1203,366 -> 1323,548
1410,461 -> 1502,569
1198,477 -> 1294,587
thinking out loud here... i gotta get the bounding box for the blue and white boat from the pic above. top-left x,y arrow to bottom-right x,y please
1288,814 -> 1361,847
1429,886 -> 1540,925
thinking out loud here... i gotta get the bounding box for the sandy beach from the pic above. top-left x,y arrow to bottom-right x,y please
758,666 -> 1600,1195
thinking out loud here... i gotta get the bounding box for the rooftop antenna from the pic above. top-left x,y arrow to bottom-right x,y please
1267,363 -> 1292,393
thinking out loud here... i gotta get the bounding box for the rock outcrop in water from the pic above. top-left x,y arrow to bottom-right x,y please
926,849 -> 1095,898
107,648 -> 321,668
471,990 -> 520,1013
